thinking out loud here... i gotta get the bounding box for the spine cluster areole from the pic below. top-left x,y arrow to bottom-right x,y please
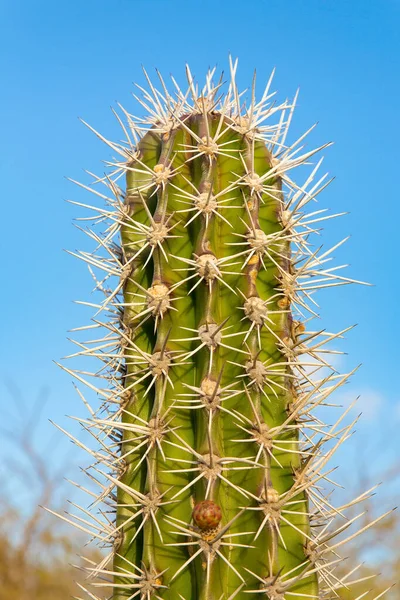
54,59 -> 392,600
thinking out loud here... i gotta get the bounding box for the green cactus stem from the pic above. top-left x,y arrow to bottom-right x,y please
56,59 -> 392,600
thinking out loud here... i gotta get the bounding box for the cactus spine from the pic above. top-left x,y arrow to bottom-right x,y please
58,60 -> 391,600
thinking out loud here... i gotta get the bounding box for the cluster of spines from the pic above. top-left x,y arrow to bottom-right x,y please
53,59 -> 393,600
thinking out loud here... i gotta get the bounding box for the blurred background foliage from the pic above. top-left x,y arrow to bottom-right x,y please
0,389 -> 107,600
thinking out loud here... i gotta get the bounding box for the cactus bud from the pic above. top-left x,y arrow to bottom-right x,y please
193,500 -> 223,530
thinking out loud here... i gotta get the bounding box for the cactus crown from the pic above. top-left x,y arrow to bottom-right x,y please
55,59 -> 390,600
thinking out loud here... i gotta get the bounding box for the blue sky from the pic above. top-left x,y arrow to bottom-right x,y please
1,0 -> 399,516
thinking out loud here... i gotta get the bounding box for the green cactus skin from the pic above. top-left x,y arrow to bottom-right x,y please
57,60 -> 392,600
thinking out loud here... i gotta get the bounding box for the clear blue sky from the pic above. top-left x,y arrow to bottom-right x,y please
1,0 -> 399,513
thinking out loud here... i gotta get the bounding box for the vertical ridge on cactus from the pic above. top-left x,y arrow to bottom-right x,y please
55,58 -> 392,600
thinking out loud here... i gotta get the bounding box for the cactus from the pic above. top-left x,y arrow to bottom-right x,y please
55,59 -> 392,600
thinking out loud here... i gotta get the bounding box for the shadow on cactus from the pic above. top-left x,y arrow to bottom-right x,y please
54,58 -> 394,600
